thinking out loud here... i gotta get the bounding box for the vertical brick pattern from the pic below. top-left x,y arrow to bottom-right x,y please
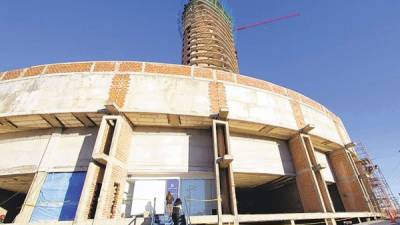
290,100 -> 306,129
101,165 -> 125,218
329,149 -> 371,212
114,122 -> 131,163
107,74 -> 131,108
209,82 -> 228,114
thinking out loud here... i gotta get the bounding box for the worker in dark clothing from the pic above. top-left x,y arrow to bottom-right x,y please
172,198 -> 186,225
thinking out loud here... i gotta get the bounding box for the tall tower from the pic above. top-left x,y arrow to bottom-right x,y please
181,0 -> 239,73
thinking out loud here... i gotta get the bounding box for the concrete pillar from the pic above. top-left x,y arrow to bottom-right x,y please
328,148 -> 372,212
14,171 -> 47,223
75,115 -> 133,221
75,161 -> 105,221
212,120 -> 238,225
289,134 -> 335,214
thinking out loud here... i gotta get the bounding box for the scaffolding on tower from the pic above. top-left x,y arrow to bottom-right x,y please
354,142 -> 400,217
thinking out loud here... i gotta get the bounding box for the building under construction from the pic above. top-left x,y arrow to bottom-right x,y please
0,0 -> 398,224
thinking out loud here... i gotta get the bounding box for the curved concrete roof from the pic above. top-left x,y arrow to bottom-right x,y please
0,61 -> 351,150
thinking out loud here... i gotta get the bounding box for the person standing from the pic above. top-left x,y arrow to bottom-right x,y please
166,192 -> 174,217
172,198 -> 186,225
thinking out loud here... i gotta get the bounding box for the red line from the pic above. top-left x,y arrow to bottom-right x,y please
236,13 -> 300,31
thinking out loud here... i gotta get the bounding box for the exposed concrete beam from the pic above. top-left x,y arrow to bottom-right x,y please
345,142 -> 356,149
104,102 -> 121,115
217,154 -> 234,169
218,108 -> 229,120
300,124 -> 315,134
167,114 -> 181,126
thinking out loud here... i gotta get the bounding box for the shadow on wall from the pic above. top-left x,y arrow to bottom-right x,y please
58,128 -> 98,220
277,141 -> 295,175
188,129 -> 214,172
30,128 -> 98,222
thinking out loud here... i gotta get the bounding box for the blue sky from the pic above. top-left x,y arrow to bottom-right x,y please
0,1 -> 399,199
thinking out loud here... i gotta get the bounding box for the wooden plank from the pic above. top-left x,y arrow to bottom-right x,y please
55,113 -> 84,127
0,118 -> 18,128
40,114 -> 63,127
259,126 -> 275,134
73,113 -> 96,127
87,113 -> 106,126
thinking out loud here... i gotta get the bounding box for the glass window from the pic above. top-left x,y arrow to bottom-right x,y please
30,172 -> 86,222
181,179 -> 217,216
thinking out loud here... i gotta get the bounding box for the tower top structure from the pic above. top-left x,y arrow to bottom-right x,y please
181,0 -> 239,73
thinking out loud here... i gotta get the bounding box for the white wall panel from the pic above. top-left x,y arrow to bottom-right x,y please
0,130 -> 52,175
124,75 -> 210,116
128,128 -> 213,173
301,105 -> 342,144
39,128 -> 97,172
225,84 -> 297,130
315,150 -> 335,183
0,74 -> 112,116
230,134 -> 295,176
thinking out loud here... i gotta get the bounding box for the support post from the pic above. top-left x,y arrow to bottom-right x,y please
212,120 -> 238,225
14,172 -> 47,223
289,133 -> 335,217
75,115 -> 133,221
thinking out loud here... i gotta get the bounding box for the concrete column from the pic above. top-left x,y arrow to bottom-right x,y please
75,115 -> 133,221
289,134 -> 335,214
328,148 -> 372,212
75,161 -> 105,221
14,171 -> 47,223
212,120 -> 238,225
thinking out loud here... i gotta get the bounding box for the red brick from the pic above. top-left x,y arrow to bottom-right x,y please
216,70 -> 234,82
193,67 -> 213,79
119,62 -> 142,72
2,69 -> 23,80
290,100 -> 306,129
46,63 -> 93,74
94,62 -> 116,72
24,66 -> 46,77
145,63 -> 191,76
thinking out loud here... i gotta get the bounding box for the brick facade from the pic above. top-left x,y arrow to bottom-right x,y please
0,61 -> 349,146
107,74 -> 131,108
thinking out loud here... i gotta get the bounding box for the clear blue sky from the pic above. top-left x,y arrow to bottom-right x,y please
0,1 -> 399,198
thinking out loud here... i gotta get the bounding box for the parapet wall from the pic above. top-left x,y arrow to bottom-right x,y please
0,61 -> 351,149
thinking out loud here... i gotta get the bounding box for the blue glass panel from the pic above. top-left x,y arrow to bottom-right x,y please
30,172 -> 86,222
